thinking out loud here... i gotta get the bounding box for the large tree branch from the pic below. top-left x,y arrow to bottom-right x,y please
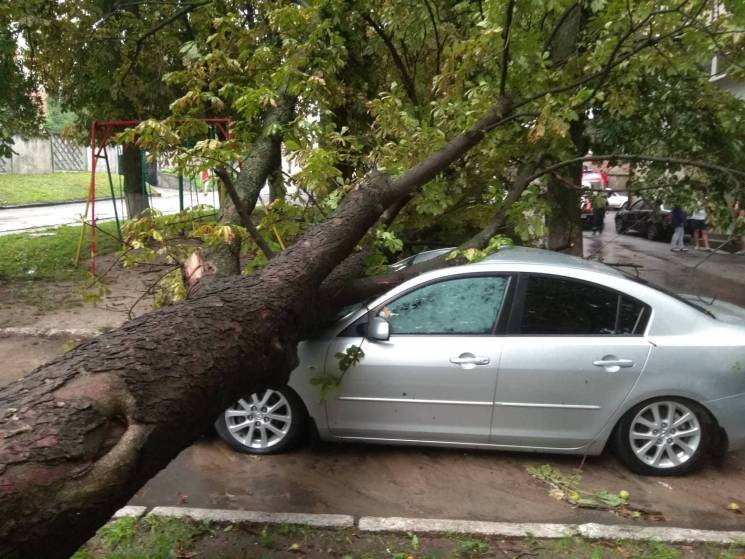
573,0 -> 707,110
360,12 -> 419,105
514,1 -> 703,113
499,0 -> 516,98
118,1 -> 212,84
331,160 -> 539,304
422,0 -> 442,75
213,167 -> 275,260
523,154 -> 745,185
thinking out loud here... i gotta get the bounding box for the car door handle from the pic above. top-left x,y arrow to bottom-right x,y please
450,356 -> 490,366
593,359 -> 634,368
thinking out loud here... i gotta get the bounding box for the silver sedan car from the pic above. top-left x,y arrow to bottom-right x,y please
216,247 -> 745,476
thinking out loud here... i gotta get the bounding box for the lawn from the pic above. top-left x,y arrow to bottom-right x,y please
0,172 -> 117,206
72,516 -> 745,559
0,221 -> 121,281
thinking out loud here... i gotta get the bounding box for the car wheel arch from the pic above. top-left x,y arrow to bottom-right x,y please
606,394 -> 721,452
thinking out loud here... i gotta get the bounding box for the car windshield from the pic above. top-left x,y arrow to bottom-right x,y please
333,300 -> 369,322
619,271 -> 715,318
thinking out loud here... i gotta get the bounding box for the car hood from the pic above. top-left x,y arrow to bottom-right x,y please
679,294 -> 745,326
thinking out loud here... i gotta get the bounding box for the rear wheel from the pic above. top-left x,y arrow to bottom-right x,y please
614,398 -> 711,475
615,218 -> 626,234
215,387 -> 306,455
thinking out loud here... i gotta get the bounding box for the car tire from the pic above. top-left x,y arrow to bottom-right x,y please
215,386 -> 307,455
613,397 -> 712,476
646,223 -> 659,241
615,218 -> 626,234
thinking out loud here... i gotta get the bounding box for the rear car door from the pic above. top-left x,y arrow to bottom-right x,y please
490,273 -> 652,450
324,273 -> 512,444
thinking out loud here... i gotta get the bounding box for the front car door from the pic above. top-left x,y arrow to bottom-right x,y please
490,273 -> 652,450
325,273 -> 512,444
626,199 -> 653,233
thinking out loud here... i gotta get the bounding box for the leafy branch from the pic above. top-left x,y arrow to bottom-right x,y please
310,344 -> 365,400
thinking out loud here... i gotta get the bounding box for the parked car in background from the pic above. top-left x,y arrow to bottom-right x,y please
607,191 -> 628,210
216,247 -> 745,476
615,199 -> 676,240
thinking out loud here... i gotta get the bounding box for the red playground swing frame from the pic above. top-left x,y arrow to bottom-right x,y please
76,118 -> 231,274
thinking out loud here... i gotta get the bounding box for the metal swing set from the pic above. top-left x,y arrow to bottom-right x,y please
74,118 -> 231,274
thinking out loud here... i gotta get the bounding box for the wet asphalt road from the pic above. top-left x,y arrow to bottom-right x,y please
129,213 -> 745,530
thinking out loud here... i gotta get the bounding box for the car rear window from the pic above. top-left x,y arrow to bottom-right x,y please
518,275 -> 649,335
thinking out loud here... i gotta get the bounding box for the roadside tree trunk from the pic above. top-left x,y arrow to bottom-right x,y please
545,170 -> 583,254
544,3 -> 589,255
121,142 -> 149,218
205,94 -> 294,277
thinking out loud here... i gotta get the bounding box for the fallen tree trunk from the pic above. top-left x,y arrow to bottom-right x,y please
0,100 -> 514,558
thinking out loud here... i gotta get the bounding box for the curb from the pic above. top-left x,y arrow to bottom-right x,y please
0,326 -> 100,339
359,517 -> 575,539
114,507 -> 745,545
149,507 -> 354,528
360,516 -> 745,544
0,198 -> 119,210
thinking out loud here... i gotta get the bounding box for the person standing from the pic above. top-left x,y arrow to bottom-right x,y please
591,192 -> 608,235
670,205 -> 688,252
735,201 -> 745,255
690,207 -> 712,251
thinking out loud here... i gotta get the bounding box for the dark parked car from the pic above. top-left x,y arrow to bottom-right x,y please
615,199 -> 677,241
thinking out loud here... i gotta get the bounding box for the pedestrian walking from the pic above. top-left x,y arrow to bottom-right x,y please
591,192 -> 608,235
689,207 -> 712,251
670,205 -> 688,252
735,200 -> 745,255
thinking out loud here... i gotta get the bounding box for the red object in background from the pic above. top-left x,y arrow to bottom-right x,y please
600,170 -> 609,187
80,118 -> 231,275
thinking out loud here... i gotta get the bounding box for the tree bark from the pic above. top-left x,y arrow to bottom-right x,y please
544,4 -> 589,255
205,93 -> 294,277
121,142 -> 149,218
545,170 -> 583,254
0,97 -> 514,559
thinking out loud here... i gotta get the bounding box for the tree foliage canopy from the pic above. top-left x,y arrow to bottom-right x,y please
0,5 -> 43,157
116,0 -> 745,266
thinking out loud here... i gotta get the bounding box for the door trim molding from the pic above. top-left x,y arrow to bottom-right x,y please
337,396 -> 493,406
494,401 -> 601,410
336,397 -> 600,410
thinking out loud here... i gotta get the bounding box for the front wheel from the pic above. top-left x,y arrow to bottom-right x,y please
215,387 -> 307,455
614,398 -> 711,476
646,223 -> 659,241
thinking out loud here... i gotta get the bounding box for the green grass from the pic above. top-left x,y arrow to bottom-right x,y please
0,221 -> 121,281
0,172 -> 117,206
72,516 -> 209,559
71,518 -> 745,559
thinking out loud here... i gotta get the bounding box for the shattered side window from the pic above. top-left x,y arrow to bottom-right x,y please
379,276 -> 508,335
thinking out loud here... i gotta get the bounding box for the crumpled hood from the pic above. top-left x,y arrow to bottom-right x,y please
679,294 -> 745,326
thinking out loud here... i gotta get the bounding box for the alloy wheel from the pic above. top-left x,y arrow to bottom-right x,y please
223,389 -> 293,450
628,400 -> 701,469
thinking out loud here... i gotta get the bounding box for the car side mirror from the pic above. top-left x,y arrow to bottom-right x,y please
367,316 -> 390,341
